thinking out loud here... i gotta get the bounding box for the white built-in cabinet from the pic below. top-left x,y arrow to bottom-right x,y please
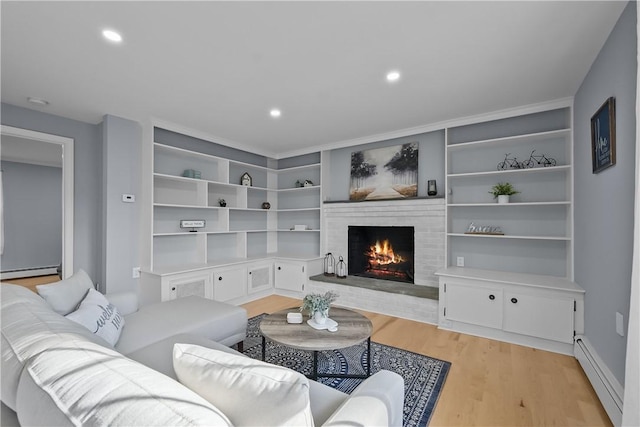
213,266 -> 247,302
437,103 -> 584,354
274,260 -> 309,293
162,270 -> 213,301
437,267 -> 584,354
140,125 -> 322,304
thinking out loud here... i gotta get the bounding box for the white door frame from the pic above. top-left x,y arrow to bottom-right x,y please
1,125 -> 74,279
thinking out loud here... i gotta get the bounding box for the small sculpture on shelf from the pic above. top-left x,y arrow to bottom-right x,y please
182,169 -> 201,179
240,172 -> 252,186
179,219 -> 205,232
295,179 -> 314,188
218,198 -> 227,207
465,222 -> 504,235
522,150 -> 556,168
261,202 -> 271,210
497,153 -> 525,170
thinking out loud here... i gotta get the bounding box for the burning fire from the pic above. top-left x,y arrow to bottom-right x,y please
366,239 -> 404,266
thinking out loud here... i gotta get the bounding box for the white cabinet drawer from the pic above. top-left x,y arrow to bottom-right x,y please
503,292 -> 574,344
445,282 -> 503,329
213,266 -> 247,302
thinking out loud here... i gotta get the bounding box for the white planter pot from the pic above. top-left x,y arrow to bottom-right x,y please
498,195 -> 510,204
313,310 -> 328,324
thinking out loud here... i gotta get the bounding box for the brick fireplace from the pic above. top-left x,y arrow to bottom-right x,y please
322,198 -> 444,287
308,198 -> 445,323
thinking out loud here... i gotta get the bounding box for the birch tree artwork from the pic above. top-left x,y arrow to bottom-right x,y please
349,142 -> 418,201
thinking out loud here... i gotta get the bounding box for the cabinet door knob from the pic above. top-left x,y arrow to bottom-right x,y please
489,294 -> 495,300
171,287 -> 176,291
249,271 -> 252,275
218,276 -> 223,281
278,266 -> 281,270
511,297 -> 518,304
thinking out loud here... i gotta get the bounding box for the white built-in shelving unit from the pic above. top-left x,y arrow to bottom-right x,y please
140,124 -> 322,304
445,107 -> 574,278
437,102 -> 584,355
151,142 -> 321,270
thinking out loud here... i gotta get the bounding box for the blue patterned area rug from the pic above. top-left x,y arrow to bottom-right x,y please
241,314 -> 451,427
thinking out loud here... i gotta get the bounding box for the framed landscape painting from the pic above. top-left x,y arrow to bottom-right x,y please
349,142 -> 418,201
591,97 -> 616,174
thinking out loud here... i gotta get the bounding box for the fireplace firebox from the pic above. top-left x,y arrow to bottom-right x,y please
348,226 -> 415,283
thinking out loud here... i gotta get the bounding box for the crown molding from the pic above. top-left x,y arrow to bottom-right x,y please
149,118 -> 278,159
150,97 -> 573,160
277,97 -> 574,158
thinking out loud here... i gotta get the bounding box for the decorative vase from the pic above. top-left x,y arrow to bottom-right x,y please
313,310 -> 328,324
498,195 -> 510,204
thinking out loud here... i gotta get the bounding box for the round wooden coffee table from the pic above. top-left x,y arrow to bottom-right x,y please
259,307 -> 373,380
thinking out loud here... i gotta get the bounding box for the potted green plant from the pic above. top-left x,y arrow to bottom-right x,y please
300,291 -> 338,324
489,182 -> 519,204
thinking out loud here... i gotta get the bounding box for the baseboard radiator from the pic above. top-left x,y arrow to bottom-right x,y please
574,336 -> 623,425
0,266 -> 58,280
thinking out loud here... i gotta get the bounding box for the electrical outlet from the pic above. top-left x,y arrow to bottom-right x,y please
616,312 -> 624,336
132,267 -> 141,279
456,256 -> 465,267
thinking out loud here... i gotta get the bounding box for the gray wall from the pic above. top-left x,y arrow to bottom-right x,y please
102,115 -> 141,293
1,103 -> 103,283
0,160 -> 62,271
574,1 -> 636,386
327,130 -> 445,201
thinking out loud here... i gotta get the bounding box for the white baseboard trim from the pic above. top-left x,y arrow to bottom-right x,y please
574,336 -> 623,426
0,267 -> 58,280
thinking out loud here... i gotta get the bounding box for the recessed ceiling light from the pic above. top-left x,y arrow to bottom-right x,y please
27,97 -> 49,106
102,29 -> 123,43
270,109 -> 281,118
386,71 -> 401,82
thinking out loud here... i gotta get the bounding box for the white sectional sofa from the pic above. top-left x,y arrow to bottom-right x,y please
0,283 -> 405,426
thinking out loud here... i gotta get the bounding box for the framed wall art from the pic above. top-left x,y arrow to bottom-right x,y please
591,97 -> 616,174
349,142 -> 418,201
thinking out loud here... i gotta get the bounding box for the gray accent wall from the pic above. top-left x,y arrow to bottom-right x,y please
574,1 -> 636,386
0,160 -> 62,271
326,130 -> 445,201
102,115 -> 141,293
1,103 -> 103,283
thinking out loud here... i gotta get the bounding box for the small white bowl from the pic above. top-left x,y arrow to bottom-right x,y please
287,312 -> 303,324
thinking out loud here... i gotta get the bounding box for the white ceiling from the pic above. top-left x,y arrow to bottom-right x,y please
0,1 -> 627,158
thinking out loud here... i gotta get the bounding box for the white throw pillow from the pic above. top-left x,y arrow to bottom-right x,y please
173,343 -> 315,427
65,288 -> 125,346
36,269 -> 94,315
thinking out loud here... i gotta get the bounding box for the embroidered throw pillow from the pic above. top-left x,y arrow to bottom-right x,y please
66,288 -> 125,346
173,343 -> 314,427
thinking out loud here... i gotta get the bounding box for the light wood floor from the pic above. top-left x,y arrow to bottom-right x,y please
1,274 -> 59,292
242,295 -> 611,427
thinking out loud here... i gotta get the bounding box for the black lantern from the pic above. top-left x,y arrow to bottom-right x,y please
336,256 -> 347,279
324,252 -> 335,276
